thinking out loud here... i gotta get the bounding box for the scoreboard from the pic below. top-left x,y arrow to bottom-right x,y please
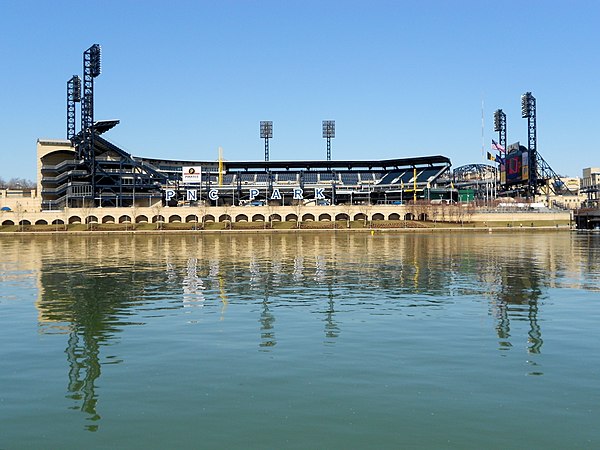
500,143 -> 529,186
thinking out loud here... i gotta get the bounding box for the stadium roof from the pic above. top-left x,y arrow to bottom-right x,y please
141,155 -> 451,172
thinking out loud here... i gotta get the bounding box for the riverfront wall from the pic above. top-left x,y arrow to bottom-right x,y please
0,204 -> 571,229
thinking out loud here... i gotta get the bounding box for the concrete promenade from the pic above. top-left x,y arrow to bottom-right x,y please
0,204 -> 571,228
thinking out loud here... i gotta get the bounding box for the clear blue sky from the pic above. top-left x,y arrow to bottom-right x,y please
1,0 -> 598,180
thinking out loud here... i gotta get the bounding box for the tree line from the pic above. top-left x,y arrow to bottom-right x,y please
0,177 -> 36,189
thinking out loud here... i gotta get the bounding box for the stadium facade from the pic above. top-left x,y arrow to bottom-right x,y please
37,123 -> 452,211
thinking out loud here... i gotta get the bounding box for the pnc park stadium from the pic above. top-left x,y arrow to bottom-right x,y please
37,44 -> 454,214
24,44 -> 575,229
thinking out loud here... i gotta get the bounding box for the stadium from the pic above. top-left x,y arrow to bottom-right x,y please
0,44 -> 573,229
37,44 -> 453,213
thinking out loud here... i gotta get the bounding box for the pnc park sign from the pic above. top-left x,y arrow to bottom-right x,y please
163,187 -> 328,203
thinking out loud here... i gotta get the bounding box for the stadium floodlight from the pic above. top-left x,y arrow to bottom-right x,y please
260,120 -> 273,138
89,44 -> 102,78
67,75 -> 82,140
493,109 -> 503,132
72,75 -> 82,102
521,92 -> 532,118
322,120 -> 335,138
260,121 -> 273,161
322,120 -> 335,161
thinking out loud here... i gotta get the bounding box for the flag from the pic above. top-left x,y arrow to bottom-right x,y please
492,139 -> 505,153
487,152 -> 504,164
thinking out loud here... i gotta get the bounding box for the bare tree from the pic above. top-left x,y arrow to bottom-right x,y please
129,203 -> 138,231
198,201 -> 208,230
62,205 -> 70,231
152,202 -> 164,230
292,200 -> 303,229
358,202 -> 372,228
430,204 -> 439,225
80,200 -> 95,230
5,178 -> 36,189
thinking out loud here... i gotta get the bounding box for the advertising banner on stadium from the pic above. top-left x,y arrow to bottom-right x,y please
182,166 -> 202,184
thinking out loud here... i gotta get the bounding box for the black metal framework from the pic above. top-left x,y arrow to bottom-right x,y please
80,44 -> 101,160
260,121 -> 273,161
66,75 -> 81,140
521,92 -> 537,196
322,120 -> 335,161
493,109 -> 506,151
79,44 -> 101,203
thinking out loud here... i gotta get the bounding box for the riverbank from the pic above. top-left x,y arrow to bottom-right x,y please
0,218 -> 573,236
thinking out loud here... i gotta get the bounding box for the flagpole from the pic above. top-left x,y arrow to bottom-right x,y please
481,98 -> 485,159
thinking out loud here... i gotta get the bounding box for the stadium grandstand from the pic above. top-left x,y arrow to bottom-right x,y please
38,130 -> 451,210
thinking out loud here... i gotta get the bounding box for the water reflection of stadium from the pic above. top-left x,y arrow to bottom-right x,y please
26,232 -> 600,428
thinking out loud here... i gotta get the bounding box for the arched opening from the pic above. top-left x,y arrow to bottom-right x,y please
236,214 -> 249,222
185,214 -> 198,223
353,213 -> 367,221
285,213 -> 298,222
136,215 -> 148,223
252,214 -> 265,222
372,213 -> 384,221
219,214 -> 231,222
86,216 -> 98,224
269,214 -> 282,222
335,213 -> 350,221
169,215 -> 182,223
2,220 -> 15,226
204,214 -> 215,223
418,213 -> 428,221
302,213 -> 315,222
52,219 -> 64,225
119,215 -> 131,224
318,213 -> 331,221
20,220 -> 31,226
102,215 -> 115,224
389,213 -> 401,220
403,213 -> 414,221
152,215 -> 165,223
69,216 -> 81,224
35,219 -> 48,225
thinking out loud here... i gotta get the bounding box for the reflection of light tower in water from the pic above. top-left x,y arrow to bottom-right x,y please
324,285 -> 340,342
293,256 -> 304,282
182,257 -> 205,307
259,295 -> 276,351
259,264 -> 276,350
65,328 -> 102,431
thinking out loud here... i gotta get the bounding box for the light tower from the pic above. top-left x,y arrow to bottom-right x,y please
67,75 -> 81,141
521,92 -> 537,196
322,120 -> 335,161
260,121 -> 273,161
80,44 -> 102,201
493,109 -> 506,151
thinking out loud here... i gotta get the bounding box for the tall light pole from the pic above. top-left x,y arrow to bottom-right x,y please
521,92 -> 537,197
260,121 -> 273,161
67,75 -> 81,141
80,44 -> 102,205
493,109 -> 507,151
322,120 -> 335,161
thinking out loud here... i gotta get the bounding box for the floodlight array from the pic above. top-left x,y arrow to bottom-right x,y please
521,92 -> 534,118
89,44 -> 102,78
322,120 -> 335,138
493,109 -> 503,132
260,121 -> 273,138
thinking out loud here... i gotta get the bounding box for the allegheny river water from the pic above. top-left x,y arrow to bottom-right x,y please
1,231 -> 599,449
